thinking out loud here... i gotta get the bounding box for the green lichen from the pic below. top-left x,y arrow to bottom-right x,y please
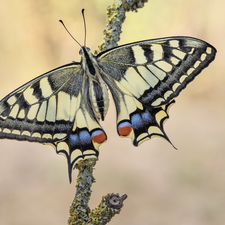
68,159 -> 96,224
97,0 -> 148,54
88,194 -> 127,224
123,0 -> 148,12
68,159 -> 127,225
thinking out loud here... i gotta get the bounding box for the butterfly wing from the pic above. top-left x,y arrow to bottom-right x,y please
0,63 -> 106,182
97,36 -> 216,145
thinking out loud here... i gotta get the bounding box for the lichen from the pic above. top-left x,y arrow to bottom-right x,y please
97,0 -> 148,54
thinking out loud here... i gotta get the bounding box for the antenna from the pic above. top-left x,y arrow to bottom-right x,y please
82,9 -> 87,47
59,20 -> 82,48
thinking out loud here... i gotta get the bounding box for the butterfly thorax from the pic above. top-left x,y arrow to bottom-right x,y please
80,47 -> 109,121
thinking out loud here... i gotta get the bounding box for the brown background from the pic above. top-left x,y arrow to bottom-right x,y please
0,0 -> 224,224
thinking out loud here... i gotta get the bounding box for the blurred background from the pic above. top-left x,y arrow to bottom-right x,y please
0,0 -> 224,224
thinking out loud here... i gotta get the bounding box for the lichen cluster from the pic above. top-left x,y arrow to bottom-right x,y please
68,159 -> 127,224
97,0 -> 148,54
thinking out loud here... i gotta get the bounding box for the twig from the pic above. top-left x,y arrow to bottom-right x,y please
67,159 -> 128,224
97,0 -> 149,53
68,1 -> 148,224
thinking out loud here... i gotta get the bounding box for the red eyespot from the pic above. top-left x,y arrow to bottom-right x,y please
118,122 -> 132,136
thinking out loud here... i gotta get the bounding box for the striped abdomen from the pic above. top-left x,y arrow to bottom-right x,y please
89,78 -> 109,121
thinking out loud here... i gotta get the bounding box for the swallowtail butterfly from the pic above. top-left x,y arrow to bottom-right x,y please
0,18 -> 216,182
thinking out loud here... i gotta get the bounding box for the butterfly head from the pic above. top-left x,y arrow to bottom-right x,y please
79,46 -> 98,77
79,47 -> 93,59
79,46 -> 91,55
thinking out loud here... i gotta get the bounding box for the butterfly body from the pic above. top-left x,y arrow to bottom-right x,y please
0,36 -> 216,182
80,47 -> 110,121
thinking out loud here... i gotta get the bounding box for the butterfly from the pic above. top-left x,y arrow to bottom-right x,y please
0,33 -> 216,182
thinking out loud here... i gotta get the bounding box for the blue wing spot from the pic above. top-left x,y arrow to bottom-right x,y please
141,110 -> 153,124
69,134 -> 79,146
79,130 -> 91,145
131,114 -> 143,129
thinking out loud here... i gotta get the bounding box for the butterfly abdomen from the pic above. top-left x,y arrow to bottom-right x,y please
80,47 -> 110,121
89,79 -> 109,121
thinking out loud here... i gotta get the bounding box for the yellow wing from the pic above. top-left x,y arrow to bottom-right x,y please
0,63 -> 106,182
98,36 -> 216,145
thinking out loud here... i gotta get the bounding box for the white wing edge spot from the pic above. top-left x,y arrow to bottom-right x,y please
164,90 -> 173,100
188,48 -> 195,54
32,132 -> 42,138
151,97 -> 165,107
53,133 -> 67,139
22,130 -> 31,136
187,68 -> 195,76
194,61 -> 201,68
172,83 -> 180,92
179,75 -> 188,83
12,130 -> 20,135
42,133 -> 53,139
201,53 -> 207,61
3,128 -> 11,133
206,47 -> 212,54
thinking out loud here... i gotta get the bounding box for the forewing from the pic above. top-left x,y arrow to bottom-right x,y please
98,36 -> 216,107
0,63 -> 83,142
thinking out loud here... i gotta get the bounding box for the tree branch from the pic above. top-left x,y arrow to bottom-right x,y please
97,0 -> 149,53
68,1 -> 148,224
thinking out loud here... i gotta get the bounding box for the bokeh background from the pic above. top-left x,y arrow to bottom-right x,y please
0,0 -> 224,224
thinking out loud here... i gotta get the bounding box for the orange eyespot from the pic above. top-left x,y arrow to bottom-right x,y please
91,130 -> 107,144
118,122 -> 132,136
